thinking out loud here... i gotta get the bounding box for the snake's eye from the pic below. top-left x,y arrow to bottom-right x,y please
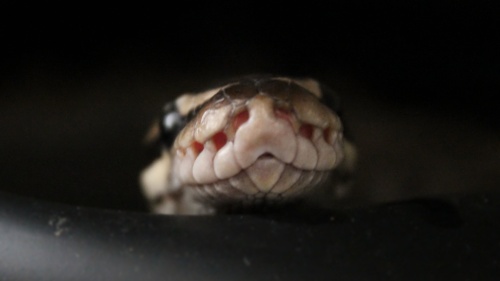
160,101 -> 186,147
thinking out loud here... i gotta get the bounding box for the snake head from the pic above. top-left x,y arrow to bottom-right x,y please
141,76 -> 356,214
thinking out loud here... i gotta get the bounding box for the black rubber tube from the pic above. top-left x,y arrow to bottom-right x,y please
1,191 -> 499,281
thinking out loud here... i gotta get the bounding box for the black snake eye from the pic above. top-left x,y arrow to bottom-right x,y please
160,101 -> 186,147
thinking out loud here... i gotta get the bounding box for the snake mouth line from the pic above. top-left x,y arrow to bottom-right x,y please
258,153 -> 275,159
188,161 -> 331,206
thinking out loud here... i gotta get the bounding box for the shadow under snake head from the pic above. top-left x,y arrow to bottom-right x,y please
141,76 -> 357,215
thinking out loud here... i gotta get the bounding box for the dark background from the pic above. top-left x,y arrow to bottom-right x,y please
0,3 -> 498,211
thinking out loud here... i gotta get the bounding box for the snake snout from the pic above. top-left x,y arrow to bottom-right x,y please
233,95 -> 298,169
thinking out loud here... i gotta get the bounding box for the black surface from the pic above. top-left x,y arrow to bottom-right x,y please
1,191 -> 499,281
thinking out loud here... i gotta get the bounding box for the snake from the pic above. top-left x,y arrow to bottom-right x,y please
140,75 -> 357,215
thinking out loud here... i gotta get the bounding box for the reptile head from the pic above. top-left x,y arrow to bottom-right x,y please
141,76 -> 356,214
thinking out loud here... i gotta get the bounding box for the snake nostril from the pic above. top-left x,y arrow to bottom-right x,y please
232,110 -> 249,131
212,131 -> 227,150
299,124 -> 314,139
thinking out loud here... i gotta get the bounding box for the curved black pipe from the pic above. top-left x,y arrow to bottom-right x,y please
1,191 -> 499,281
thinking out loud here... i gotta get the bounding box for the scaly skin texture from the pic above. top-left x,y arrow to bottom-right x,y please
141,76 -> 357,215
